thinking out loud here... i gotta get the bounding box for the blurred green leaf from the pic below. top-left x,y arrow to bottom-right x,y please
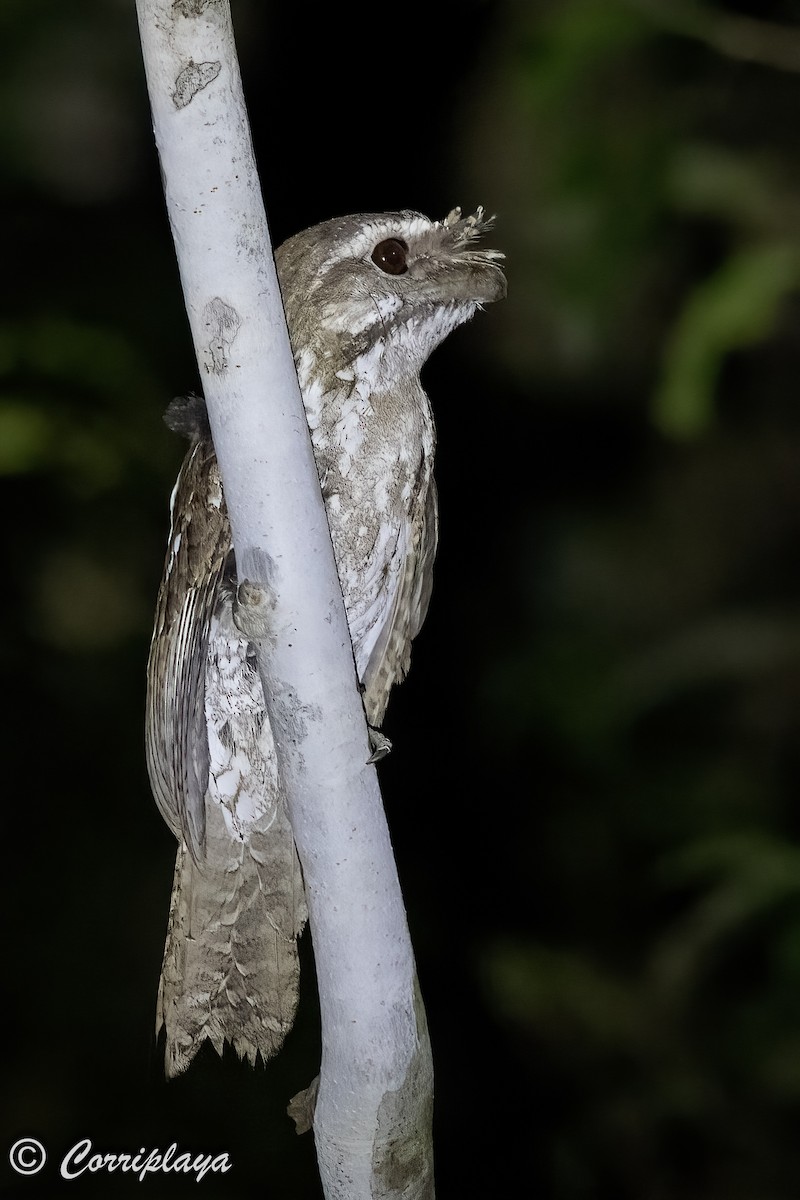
0,317 -> 169,491
519,0 -> 648,109
0,400 -> 52,473
653,244 -> 800,439
0,316 -> 155,398
482,940 -> 643,1049
650,833 -> 800,1003
667,144 -> 784,233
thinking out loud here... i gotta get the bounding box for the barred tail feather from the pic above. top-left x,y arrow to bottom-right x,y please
157,802 -> 307,1078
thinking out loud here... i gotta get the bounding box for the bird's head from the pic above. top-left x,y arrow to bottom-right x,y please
275,207 -> 506,392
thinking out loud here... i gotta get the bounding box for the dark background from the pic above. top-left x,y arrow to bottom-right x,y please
4,0 -> 800,1196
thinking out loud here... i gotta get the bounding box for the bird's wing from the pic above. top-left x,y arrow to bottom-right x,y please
361,475 -> 439,728
145,436 -> 231,860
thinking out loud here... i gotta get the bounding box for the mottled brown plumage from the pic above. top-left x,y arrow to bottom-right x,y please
146,208 -> 505,1075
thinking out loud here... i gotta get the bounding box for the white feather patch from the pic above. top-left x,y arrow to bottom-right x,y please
205,611 -> 279,840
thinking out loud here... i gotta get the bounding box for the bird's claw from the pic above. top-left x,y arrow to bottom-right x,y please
366,728 -> 392,764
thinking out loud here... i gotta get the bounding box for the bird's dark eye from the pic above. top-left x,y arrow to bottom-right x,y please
371,238 -> 409,276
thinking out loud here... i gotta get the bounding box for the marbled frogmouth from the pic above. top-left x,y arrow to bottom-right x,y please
146,207 -> 505,1076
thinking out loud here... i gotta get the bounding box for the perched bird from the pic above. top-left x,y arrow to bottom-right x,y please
146,207 -> 506,1076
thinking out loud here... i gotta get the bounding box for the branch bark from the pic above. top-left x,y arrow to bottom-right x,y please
135,3 -> 434,1197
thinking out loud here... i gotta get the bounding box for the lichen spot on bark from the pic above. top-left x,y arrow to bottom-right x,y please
371,979 -> 435,1200
172,59 -> 222,110
203,297 -> 241,374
